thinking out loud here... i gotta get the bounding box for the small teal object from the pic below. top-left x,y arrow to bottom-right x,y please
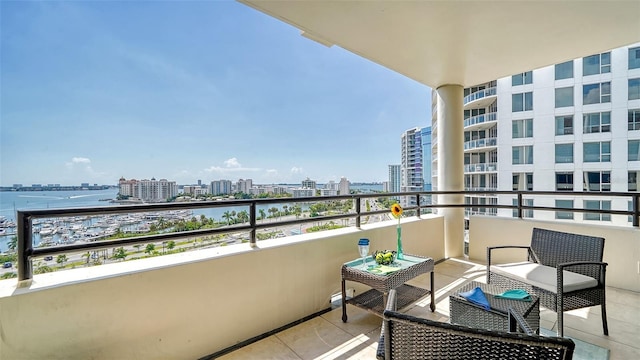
358,238 -> 369,245
494,289 -> 532,301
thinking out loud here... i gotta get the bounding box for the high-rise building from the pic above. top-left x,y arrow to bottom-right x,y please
388,165 -> 401,193
401,127 -> 424,207
236,179 -> 253,194
119,177 -> 178,202
210,180 -> 233,195
301,177 -> 316,189
338,177 -> 350,195
432,42 -> 640,229
422,127 -> 432,191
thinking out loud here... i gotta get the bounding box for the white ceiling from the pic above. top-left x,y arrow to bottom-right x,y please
239,0 -> 640,88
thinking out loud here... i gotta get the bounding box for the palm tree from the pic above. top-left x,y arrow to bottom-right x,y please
222,211 -> 232,225
112,248 -> 127,261
237,210 -> 249,224
145,243 -> 156,255
259,209 -> 266,222
8,236 -> 17,252
56,254 -> 68,268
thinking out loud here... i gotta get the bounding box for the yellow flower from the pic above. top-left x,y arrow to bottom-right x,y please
390,203 -> 403,218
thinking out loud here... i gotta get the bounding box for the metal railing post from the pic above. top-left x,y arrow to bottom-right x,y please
517,193 -> 523,219
634,194 -> 639,228
17,212 -> 33,283
249,202 -> 257,247
355,197 -> 361,228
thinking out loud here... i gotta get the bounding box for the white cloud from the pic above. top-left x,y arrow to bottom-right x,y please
204,158 -> 260,174
65,157 -> 91,169
224,158 -> 241,168
290,167 -> 303,174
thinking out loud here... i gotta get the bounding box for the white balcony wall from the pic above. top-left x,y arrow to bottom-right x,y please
0,216 -> 444,359
468,216 -> 640,292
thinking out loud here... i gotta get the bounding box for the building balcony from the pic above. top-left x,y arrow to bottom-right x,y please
1,193 -> 638,359
464,137 -> 497,151
463,87 -> 497,109
464,111 -> 498,131
464,162 -> 498,173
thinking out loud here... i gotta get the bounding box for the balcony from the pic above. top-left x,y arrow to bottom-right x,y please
463,87 -> 497,109
464,137 -> 497,151
0,192 -> 638,359
464,162 -> 498,173
218,257 -> 640,360
464,112 -> 498,131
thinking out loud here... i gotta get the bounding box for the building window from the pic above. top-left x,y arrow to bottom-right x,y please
513,198 -> 534,218
556,172 -> 574,191
512,71 -> 533,86
583,52 -> 611,75
555,60 -> 574,80
512,146 -> 533,165
630,171 -> 639,191
512,119 -> 533,138
583,141 -> 611,162
583,82 -> 611,104
512,92 -> 533,112
630,47 -> 640,70
629,201 -> 634,223
630,109 -> 640,131
555,200 -> 574,220
512,172 -> 533,191
555,115 -> 573,135
555,87 -> 574,108
583,171 -> 611,191
583,112 -> 611,133
630,140 -> 640,161
584,200 -> 611,221
555,144 -> 574,163
630,78 -> 640,100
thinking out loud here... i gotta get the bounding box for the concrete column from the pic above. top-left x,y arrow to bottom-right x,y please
436,84 -> 464,258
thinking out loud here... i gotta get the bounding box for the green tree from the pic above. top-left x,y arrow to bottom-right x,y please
167,240 -> 176,251
8,236 -> 17,252
237,210 -> 249,224
145,243 -> 156,255
222,211 -> 232,225
56,254 -> 68,268
113,247 -> 127,261
259,209 -> 266,222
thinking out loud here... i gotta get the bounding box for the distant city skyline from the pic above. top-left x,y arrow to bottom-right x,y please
0,1 -> 431,187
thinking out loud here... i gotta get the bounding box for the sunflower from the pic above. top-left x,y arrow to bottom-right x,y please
390,203 -> 403,218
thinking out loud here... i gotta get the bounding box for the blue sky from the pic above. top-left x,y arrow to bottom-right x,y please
0,1 -> 431,186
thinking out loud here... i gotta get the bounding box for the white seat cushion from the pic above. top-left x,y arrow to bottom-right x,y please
490,262 -> 598,293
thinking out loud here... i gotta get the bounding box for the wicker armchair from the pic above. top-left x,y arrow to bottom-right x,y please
487,227 -> 608,337
376,289 -> 575,360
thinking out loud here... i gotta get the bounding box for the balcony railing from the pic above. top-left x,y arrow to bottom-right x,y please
463,87 -> 497,105
464,137 -> 497,150
464,112 -> 497,128
12,191 -> 639,282
464,163 -> 498,172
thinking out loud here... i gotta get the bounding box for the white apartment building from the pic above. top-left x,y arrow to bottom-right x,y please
387,165 -> 401,193
118,177 -> 178,202
210,180 -> 233,195
292,188 -> 315,198
400,127 -> 424,207
432,42 -> 640,229
338,176 -> 350,195
236,179 -> 253,194
301,177 -> 317,189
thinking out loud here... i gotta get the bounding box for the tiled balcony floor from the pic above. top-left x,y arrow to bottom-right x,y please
217,258 -> 640,360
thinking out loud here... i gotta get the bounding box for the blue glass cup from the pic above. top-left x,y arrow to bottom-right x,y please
358,238 -> 370,269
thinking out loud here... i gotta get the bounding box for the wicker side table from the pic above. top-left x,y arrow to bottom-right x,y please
450,281 -> 540,333
341,254 -> 434,322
